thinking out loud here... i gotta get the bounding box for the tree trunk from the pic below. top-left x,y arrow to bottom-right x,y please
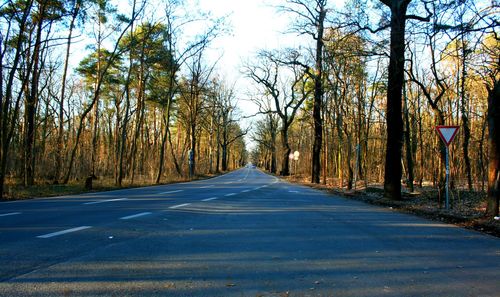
216,129 -> 221,173
346,130 -> 353,190
460,42 -> 473,191
117,64 -> 132,186
323,117 -> 328,185
156,106 -> 171,184
56,1 -> 80,183
403,82 -> 414,192
383,0 -> 410,200
190,122 -> 197,177
25,2 -> 47,186
486,79 -> 500,217
311,6 -> 326,184
129,70 -> 145,184
270,116 -> 277,174
208,115 -> 214,173
0,1 -> 33,198
221,144 -> 228,171
167,125 -> 182,177
280,127 -> 290,176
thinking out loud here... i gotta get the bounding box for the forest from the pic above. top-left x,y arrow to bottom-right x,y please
0,0 -> 498,217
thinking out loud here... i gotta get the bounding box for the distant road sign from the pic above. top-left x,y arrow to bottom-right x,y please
436,125 -> 460,146
435,125 -> 460,210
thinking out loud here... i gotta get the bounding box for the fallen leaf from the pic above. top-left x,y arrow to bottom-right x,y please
164,282 -> 176,289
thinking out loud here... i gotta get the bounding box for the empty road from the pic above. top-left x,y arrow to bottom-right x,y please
0,167 -> 499,296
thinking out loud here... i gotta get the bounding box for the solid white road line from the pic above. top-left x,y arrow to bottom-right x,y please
160,190 -> 184,194
0,212 -> 21,217
83,198 -> 128,205
199,185 -> 215,189
37,226 -> 91,239
288,190 -> 299,193
224,193 -> 236,197
202,197 -> 218,202
169,203 -> 191,209
120,212 -> 152,220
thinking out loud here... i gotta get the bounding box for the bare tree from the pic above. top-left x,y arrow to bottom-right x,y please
278,0 -> 328,183
245,50 -> 312,176
375,0 -> 431,200
251,114 -> 279,173
0,0 -> 34,198
56,0 -> 83,184
151,1 -> 224,183
63,0 -> 139,184
486,69 -> 500,217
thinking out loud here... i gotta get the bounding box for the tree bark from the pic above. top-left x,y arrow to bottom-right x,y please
281,126 -> 291,176
460,41 -> 473,191
156,105 -> 171,184
0,1 -> 34,198
382,0 -> 410,200
403,82 -> 414,192
486,79 -> 500,217
25,1 -> 48,186
56,1 -> 80,183
311,6 -> 326,184
270,119 -> 277,174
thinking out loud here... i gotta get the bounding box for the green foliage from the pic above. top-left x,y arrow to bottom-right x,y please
76,49 -> 123,91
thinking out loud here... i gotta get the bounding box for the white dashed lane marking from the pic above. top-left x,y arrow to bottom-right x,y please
120,212 -> 152,220
199,185 -> 214,189
169,203 -> 191,209
37,226 -> 92,239
202,197 -> 218,202
83,198 -> 128,205
160,190 -> 184,194
224,193 -> 236,197
0,212 -> 21,217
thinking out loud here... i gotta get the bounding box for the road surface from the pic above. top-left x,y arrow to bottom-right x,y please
0,168 -> 499,296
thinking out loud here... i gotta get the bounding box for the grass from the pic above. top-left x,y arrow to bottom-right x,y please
2,173 -> 221,201
3,180 -> 112,201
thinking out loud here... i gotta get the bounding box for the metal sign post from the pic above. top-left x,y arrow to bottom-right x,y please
353,144 -> 360,191
188,149 -> 194,178
445,145 -> 450,210
435,126 -> 460,210
293,151 -> 299,176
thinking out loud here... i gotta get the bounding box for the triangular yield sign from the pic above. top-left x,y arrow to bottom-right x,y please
436,125 -> 460,146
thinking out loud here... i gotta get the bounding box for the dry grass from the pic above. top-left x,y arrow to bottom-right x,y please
2,173 -> 222,201
284,174 -> 500,238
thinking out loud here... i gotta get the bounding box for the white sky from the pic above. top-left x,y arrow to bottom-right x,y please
108,0 -> 346,150
198,0 -> 293,74
190,0 -> 346,149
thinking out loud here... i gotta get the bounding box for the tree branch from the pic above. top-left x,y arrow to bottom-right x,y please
406,14 -> 431,22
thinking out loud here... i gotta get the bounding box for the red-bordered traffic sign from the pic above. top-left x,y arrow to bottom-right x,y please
435,125 -> 460,146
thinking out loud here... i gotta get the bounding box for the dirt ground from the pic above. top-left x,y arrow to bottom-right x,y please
285,176 -> 500,238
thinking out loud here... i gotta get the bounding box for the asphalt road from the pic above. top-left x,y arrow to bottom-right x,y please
0,167 -> 499,297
